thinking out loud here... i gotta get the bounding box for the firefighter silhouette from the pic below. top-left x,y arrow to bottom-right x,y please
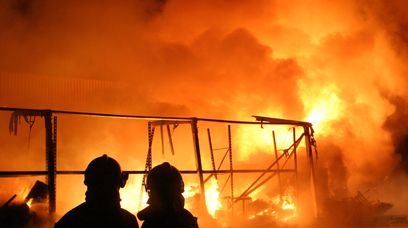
55,154 -> 138,228
138,162 -> 198,228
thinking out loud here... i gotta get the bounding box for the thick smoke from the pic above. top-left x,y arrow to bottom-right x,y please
1,0 -> 408,225
0,0 -> 304,118
383,96 -> 408,172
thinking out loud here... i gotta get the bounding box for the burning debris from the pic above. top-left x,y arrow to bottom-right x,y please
246,197 -> 297,223
318,190 -> 408,227
0,180 -> 50,228
1,105 -> 408,227
24,181 -> 48,206
0,107 -> 325,227
0,195 -> 31,228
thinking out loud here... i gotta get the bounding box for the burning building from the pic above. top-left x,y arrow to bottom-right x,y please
1,0 -> 408,227
0,108 -> 318,227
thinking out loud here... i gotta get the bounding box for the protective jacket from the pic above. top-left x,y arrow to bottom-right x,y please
54,202 -> 138,228
138,205 -> 198,228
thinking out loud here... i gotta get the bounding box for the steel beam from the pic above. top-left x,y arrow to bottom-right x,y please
44,111 -> 56,214
191,118 -> 206,207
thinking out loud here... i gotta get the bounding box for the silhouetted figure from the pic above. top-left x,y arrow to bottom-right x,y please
54,154 -> 138,228
138,162 -> 198,228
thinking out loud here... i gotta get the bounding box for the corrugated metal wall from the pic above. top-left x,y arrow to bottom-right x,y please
0,72 -> 115,109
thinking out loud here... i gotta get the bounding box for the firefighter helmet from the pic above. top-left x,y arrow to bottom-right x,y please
84,154 -> 128,188
146,162 -> 184,195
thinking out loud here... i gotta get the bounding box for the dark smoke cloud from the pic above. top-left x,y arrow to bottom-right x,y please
358,0 -> 408,176
383,96 -> 408,172
0,0 -> 163,77
358,0 -> 408,55
0,0 -> 305,118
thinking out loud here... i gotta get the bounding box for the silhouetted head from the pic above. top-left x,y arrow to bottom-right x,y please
145,162 -> 185,209
84,154 -> 128,189
146,162 -> 184,195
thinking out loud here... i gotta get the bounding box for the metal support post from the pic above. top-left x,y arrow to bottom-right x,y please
228,125 -> 234,209
160,124 -> 164,155
207,128 -> 217,180
272,130 -> 283,201
166,125 -> 175,155
303,125 -> 318,217
45,111 -> 56,214
191,118 -> 206,207
293,127 -> 298,200
139,122 -> 155,210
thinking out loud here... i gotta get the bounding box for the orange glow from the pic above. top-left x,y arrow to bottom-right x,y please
26,198 -> 33,208
2,1 -> 408,227
280,195 -> 297,222
120,179 -> 148,214
182,184 -> 198,199
182,179 -> 222,218
301,84 -> 344,134
282,196 -> 296,210
204,178 -> 222,217
235,125 -> 298,161
248,195 -> 297,223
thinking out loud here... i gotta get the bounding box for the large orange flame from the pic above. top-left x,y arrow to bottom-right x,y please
301,83 -> 345,135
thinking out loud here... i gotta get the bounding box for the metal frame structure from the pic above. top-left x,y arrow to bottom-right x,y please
0,107 -> 318,217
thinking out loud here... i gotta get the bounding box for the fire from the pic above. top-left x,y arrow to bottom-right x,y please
248,195 -> 297,223
281,198 -> 295,210
120,177 -> 148,214
118,174 -> 222,218
182,184 -> 198,199
1,1 -> 408,227
204,178 -> 222,217
278,195 -> 297,222
182,179 -> 222,218
26,198 -> 33,208
301,84 -> 344,134
249,208 -> 271,220
235,125 -> 299,161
